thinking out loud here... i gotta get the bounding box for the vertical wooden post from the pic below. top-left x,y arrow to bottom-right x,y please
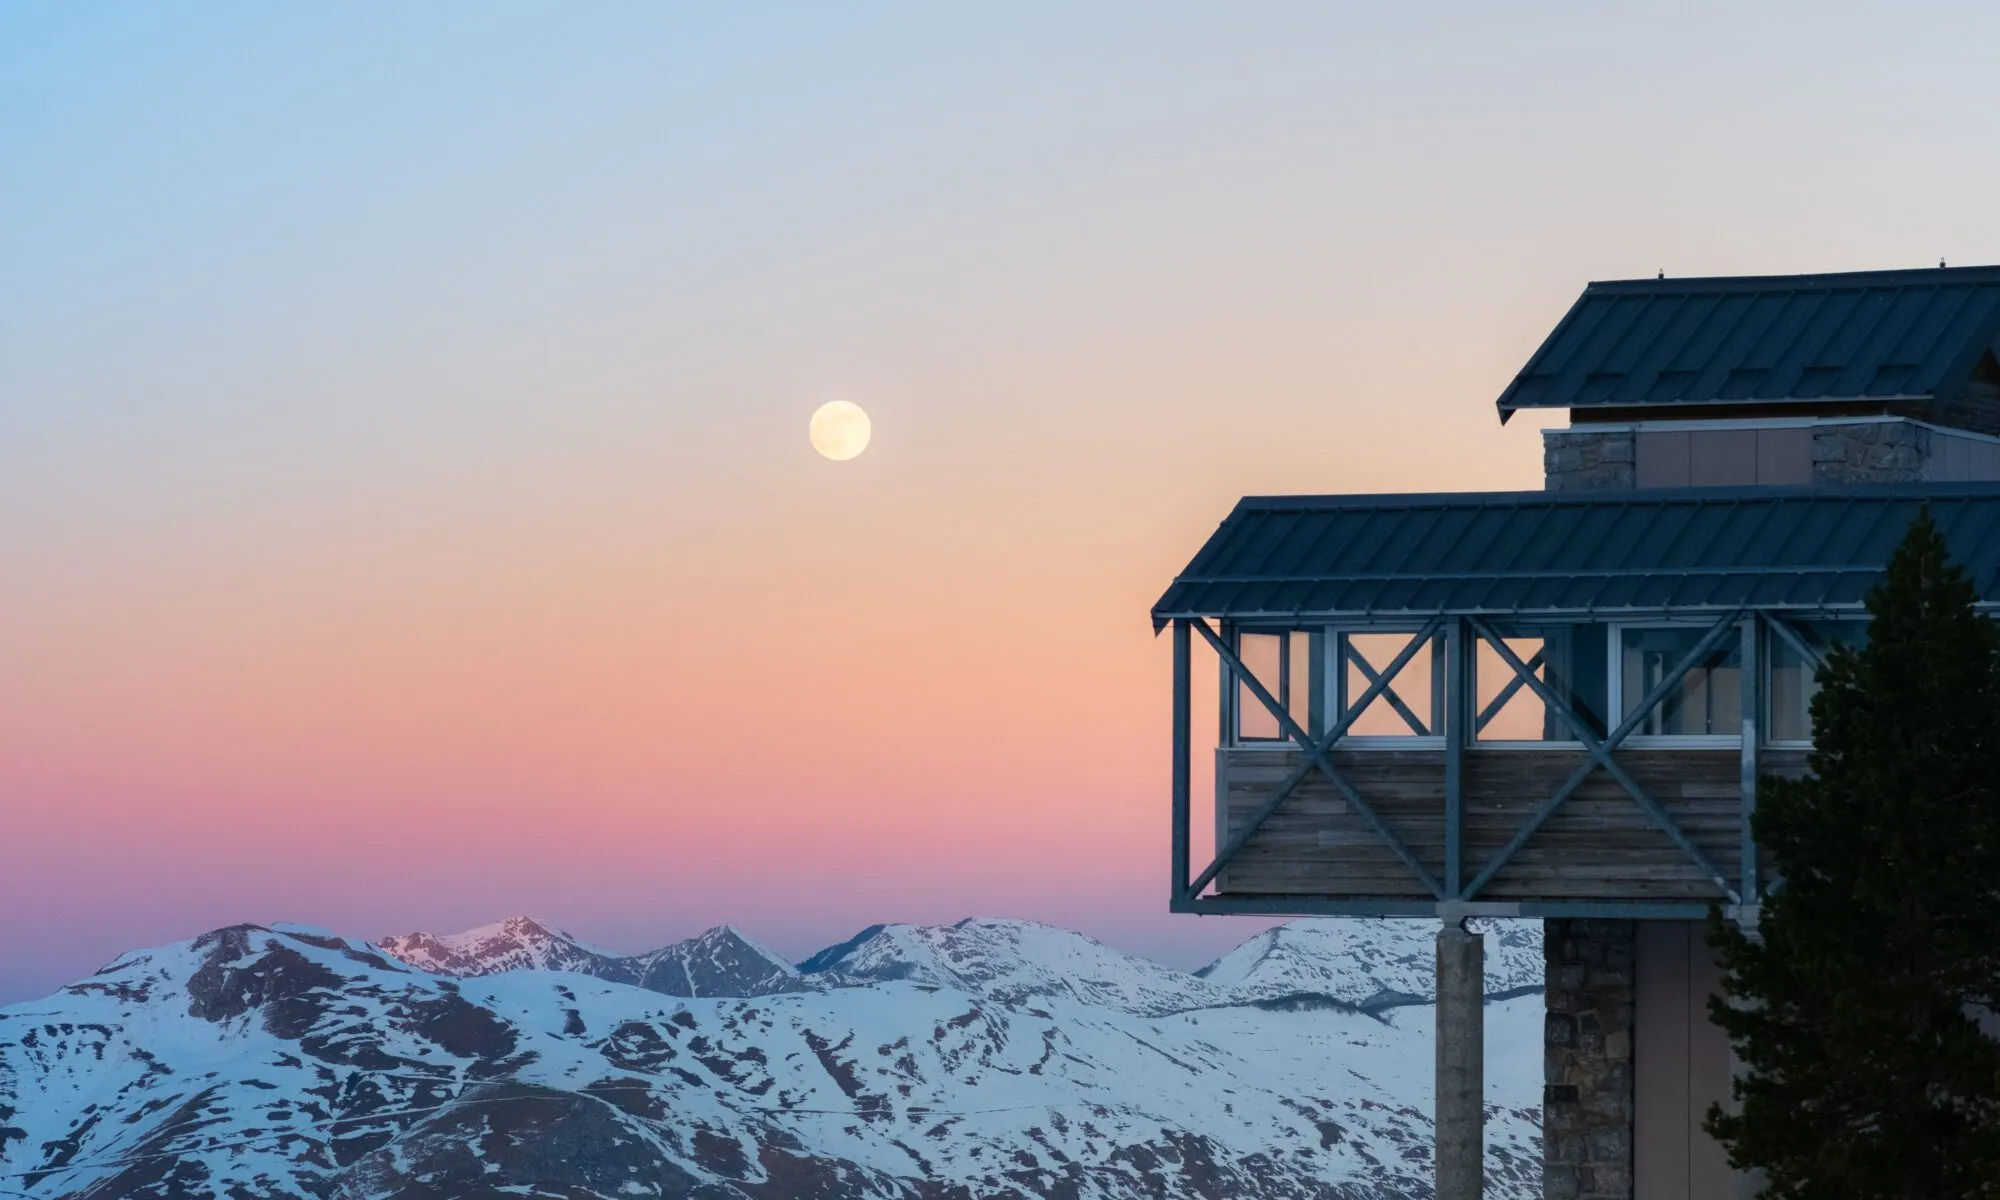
1216,620 -> 1234,749
1172,619 -> 1192,904
1444,617 -> 1466,899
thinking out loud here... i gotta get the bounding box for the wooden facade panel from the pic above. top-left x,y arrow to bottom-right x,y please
1218,746 -> 1784,902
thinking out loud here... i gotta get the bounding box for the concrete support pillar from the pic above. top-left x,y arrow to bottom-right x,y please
1437,920 -> 1485,1200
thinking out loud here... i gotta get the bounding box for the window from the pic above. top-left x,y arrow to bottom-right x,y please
1766,620 -> 1866,744
1233,629 -> 1316,742
1616,626 -> 1741,739
1473,623 -> 1609,743
1339,631 -> 1439,738
1229,627 -> 1440,745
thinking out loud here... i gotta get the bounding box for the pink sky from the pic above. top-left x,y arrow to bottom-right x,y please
7,5 -> 2000,1002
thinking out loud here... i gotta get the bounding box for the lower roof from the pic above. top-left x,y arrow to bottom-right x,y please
1151,483 -> 2000,628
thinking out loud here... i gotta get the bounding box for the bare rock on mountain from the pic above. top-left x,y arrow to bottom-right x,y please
1,920 -> 1544,1199
377,918 -> 808,999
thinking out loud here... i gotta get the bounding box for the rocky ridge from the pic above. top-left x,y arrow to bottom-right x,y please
0,917 -> 1545,1199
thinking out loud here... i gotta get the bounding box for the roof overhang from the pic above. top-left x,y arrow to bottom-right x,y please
1493,265 -> 2000,424
1152,483 -> 2000,632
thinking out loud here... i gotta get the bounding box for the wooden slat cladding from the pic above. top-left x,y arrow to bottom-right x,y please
1217,747 -> 1807,901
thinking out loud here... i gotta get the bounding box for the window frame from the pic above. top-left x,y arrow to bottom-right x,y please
1224,622 -> 1444,749
1760,614 -> 1867,749
1329,624 -> 1444,749
1606,619 -> 1746,749
1225,626 -> 1313,745
1468,623 -> 1591,750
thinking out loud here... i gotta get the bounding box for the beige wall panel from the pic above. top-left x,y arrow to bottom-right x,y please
1636,431 -> 1692,488
1688,934 -> 1734,1194
1753,428 -> 1811,484
1637,921 -> 1692,1200
1945,433 -> 1972,481
1689,430 -> 1759,486
1980,441 -> 2000,481
1636,920 -> 1738,1199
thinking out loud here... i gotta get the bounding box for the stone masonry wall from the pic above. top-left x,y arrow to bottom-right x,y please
1544,430 -> 1634,491
1809,420 -> 1930,483
1544,918 -> 1635,1200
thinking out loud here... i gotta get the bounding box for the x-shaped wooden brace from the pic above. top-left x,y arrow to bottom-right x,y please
1463,613 -> 1742,902
1764,613 -> 1829,672
1344,640 -> 1433,735
1190,617 -> 1446,898
1474,647 -> 1545,735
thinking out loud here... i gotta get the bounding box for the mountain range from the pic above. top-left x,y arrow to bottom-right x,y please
0,916 -> 1545,1199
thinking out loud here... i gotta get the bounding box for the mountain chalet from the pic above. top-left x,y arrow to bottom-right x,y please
1152,265 -> 2000,1200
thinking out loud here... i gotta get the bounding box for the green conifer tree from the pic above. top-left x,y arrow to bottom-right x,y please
1706,506 -> 2000,1198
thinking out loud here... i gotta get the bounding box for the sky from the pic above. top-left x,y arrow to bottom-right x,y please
5,2 -> 2000,1003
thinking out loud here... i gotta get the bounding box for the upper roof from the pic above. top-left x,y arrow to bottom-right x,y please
1494,266 -> 2000,422
1151,483 -> 2000,628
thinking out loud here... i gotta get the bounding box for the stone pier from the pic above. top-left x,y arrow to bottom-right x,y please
1543,918 -> 1634,1200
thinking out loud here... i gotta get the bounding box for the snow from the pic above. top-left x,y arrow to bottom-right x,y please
0,918 -> 1548,1197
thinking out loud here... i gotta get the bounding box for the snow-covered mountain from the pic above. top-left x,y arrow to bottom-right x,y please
1,918 -> 1546,1199
378,919 -> 805,998
631,926 -> 805,998
793,917 -> 1234,1015
383,914 -> 1544,1016
378,916 -> 636,979
1197,919 -> 1545,1011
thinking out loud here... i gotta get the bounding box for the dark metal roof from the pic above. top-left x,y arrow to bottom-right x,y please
1495,266 -> 2000,420
1151,483 -> 2000,628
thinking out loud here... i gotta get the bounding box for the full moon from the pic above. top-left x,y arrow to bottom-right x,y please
809,400 -> 872,461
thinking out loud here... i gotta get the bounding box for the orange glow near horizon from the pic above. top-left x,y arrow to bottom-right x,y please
9,3 -> 2000,1002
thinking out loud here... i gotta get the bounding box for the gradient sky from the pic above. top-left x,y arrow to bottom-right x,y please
6,2 -> 2000,1003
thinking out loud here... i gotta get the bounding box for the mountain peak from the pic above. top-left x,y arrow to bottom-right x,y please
377,916 -> 628,979
635,925 -> 802,997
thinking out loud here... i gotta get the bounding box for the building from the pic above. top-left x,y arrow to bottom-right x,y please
1150,265 -> 2000,1200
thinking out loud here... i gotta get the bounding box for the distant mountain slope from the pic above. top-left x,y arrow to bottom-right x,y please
377,919 -> 806,998
378,915 -> 639,980
2,920 -> 1544,1199
382,914 -> 1544,1017
1198,919 -> 1544,1009
794,917 -> 1233,1015
631,925 -> 804,998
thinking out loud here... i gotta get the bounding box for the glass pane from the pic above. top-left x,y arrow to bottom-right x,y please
1475,637 -> 1548,740
1342,632 -> 1433,736
1472,624 -> 1608,742
1766,620 -> 1866,743
1621,627 -> 1741,736
1237,632 -> 1283,740
1289,632 -> 1315,735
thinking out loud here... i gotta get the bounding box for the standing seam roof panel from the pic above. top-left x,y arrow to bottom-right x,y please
1153,485 -> 2000,626
1497,267 -> 2000,417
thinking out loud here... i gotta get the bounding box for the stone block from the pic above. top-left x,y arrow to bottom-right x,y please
1604,1030 -> 1630,1061
1596,437 -> 1634,463
1586,964 -> 1633,988
1545,1013 -> 1576,1047
1586,1125 -> 1631,1162
1543,1163 -> 1581,1200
